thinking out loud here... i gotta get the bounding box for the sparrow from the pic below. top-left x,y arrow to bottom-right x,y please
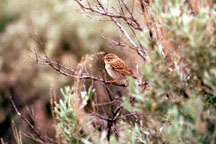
103,53 -> 136,83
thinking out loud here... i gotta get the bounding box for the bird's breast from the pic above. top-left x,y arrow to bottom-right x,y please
105,63 -> 124,79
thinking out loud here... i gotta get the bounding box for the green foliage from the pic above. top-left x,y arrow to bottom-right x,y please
2,0 -> 215,143
121,0 -> 216,143
81,86 -> 95,109
54,86 -> 96,143
110,123 -> 150,144
0,0 -> 115,142
51,0 -> 216,143
53,1 -> 216,143
54,86 -> 83,143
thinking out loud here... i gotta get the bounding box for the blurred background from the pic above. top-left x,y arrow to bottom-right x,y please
1,0 -> 216,143
0,0 -> 124,143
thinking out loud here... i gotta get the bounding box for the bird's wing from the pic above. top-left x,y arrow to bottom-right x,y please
111,60 -> 136,77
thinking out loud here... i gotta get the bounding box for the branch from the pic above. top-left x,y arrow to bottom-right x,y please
74,0 -> 146,60
110,18 -> 146,60
74,0 -> 143,31
32,39 -> 127,87
98,0 -> 146,60
94,99 -> 120,106
9,94 -> 57,144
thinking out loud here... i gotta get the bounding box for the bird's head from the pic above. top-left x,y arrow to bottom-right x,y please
103,53 -> 118,63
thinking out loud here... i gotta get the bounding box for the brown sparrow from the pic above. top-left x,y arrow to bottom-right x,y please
103,53 -> 136,83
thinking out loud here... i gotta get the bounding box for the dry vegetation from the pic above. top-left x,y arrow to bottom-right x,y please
0,0 -> 216,143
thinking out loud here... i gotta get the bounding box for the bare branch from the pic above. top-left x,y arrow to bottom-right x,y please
94,99 -> 120,106
9,94 -> 57,144
75,0 -> 143,31
31,36 -> 127,87
79,0 -> 146,60
110,17 -> 146,60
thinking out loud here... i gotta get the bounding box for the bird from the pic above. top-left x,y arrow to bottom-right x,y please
103,53 -> 137,84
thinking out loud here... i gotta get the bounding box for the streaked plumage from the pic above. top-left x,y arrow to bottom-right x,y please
103,53 -> 136,83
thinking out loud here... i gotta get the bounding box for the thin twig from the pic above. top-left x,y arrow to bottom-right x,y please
32,42 -> 127,87
74,0 -> 146,60
9,94 -> 57,144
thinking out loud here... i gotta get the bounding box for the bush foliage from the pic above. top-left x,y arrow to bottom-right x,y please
53,0 -> 216,144
2,0 -> 216,143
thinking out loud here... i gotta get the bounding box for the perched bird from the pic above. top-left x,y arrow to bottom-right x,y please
103,53 -> 136,83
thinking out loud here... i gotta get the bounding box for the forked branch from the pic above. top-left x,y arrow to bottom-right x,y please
31,35 -> 127,87
74,0 -> 146,61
